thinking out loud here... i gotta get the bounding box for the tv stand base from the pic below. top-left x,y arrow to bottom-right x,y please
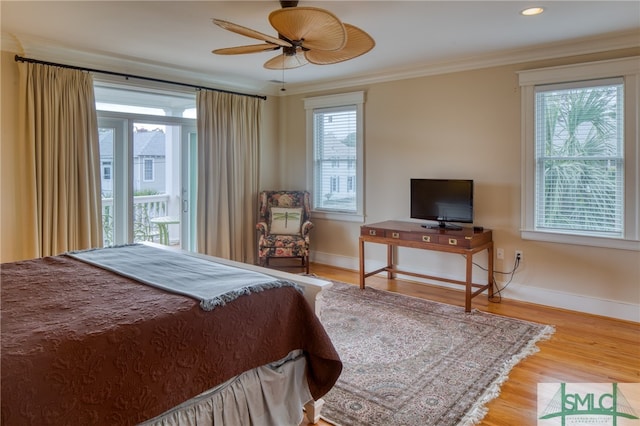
421,223 -> 463,231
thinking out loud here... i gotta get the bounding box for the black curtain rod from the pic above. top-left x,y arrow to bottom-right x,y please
14,55 -> 267,100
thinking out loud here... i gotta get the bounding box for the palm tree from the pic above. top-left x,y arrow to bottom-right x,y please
538,84 -> 622,233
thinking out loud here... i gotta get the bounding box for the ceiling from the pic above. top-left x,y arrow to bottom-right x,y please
2,1 -> 639,96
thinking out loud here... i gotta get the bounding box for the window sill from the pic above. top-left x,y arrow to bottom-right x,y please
311,210 -> 364,223
521,229 -> 640,251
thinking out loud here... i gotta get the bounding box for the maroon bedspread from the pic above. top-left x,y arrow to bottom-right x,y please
1,255 -> 342,425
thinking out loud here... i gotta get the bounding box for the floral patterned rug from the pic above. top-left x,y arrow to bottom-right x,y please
317,281 -> 554,426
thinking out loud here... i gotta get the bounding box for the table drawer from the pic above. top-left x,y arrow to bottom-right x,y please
435,235 -> 472,248
388,231 -> 436,243
361,226 -> 387,237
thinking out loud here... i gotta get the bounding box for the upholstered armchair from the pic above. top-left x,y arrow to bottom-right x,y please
256,190 -> 313,273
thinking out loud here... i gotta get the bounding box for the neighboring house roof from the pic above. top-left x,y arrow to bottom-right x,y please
323,132 -> 355,158
99,129 -> 166,160
133,130 -> 165,157
98,131 -> 113,160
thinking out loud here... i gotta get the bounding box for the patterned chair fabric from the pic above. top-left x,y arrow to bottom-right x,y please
256,191 -> 313,273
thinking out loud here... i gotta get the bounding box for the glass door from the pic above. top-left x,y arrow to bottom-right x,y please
98,116 -> 195,249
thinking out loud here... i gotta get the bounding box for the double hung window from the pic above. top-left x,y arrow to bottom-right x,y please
519,57 -> 639,250
143,159 -> 154,182
304,91 -> 365,221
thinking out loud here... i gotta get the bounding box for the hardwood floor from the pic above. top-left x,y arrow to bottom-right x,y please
294,262 -> 640,426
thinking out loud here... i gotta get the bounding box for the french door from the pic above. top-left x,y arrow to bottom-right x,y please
98,115 -> 196,250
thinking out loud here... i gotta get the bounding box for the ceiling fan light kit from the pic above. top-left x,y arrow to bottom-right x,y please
520,7 -> 545,16
211,1 -> 375,71
264,51 -> 308,70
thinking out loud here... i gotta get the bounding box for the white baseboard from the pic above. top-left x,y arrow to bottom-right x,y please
312,251 -> 356,272
497,284 -> 640,323
311,251 -> 640,323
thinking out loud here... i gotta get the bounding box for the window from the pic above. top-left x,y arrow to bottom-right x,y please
305,91 -> 365,221
330,176 -> 339,193
102,162 -> 112,180
143,158 -> 154,181
519,57 -> 639,250
101,161 -> 113,198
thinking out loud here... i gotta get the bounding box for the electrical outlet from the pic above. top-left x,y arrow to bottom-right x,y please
496,248 -> 504,260
515,250 -> 523,261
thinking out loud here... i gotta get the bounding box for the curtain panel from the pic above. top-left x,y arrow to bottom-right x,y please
196,90 -> 262,263
18,62 -> 102,257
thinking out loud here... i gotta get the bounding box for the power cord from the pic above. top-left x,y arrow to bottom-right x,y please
471,253 -> 521,304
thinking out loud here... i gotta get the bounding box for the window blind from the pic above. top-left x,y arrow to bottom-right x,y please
534,78 -> 624,236
313,105 -> 358,212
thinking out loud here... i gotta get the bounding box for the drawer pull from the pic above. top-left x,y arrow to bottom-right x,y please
369,230 -> 377,236
392,232 -> 400,238
448,238 -> 458,245
422,235 -> 431,242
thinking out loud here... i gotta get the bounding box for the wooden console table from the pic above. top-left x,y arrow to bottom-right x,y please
359,220 -> 494,312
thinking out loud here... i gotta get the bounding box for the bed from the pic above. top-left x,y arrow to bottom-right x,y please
1,243 -> 342,425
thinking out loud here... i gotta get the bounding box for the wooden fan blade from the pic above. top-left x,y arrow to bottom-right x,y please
269,7 -> 346,51
264,52 -> 308,70
212,19 -> 292,48
213,44 -> 281,55
305,23 -> 375,65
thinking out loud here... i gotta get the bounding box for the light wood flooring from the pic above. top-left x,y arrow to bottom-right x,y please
282,261 -> 640,426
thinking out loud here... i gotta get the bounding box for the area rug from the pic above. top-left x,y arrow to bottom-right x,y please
316,281 -> 554,426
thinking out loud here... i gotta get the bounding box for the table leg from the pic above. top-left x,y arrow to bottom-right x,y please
387,244 -> 394,279
359,238 -> 365,289
465,253 -> 473,312
158,224 -> 169,245
487,243 -> 494,299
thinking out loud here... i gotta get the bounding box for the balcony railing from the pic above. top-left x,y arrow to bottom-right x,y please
102,194 -> 170,246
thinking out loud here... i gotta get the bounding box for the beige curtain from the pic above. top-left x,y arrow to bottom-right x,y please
18,62 -> 102,257
196,90 -> 262,263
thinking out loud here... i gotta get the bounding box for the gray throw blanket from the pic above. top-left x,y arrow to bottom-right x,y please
67,244 -> 301,310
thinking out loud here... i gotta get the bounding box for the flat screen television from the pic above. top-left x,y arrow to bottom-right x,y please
410,179 -> 474,230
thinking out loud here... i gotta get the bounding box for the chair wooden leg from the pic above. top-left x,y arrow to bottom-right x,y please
305,256 -> 310,274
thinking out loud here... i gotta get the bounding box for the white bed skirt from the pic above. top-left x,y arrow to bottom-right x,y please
140,350 -> 312,426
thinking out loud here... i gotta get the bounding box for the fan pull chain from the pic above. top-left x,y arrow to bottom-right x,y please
281,57 -> 286,92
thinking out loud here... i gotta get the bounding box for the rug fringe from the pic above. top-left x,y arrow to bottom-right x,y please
458,324 -> 555,426
320,415 -> 341,426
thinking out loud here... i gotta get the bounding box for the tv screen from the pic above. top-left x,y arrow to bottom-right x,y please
410,179 -> 474,229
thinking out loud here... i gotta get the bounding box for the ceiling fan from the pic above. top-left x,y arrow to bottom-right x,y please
211,1 -> 375,70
